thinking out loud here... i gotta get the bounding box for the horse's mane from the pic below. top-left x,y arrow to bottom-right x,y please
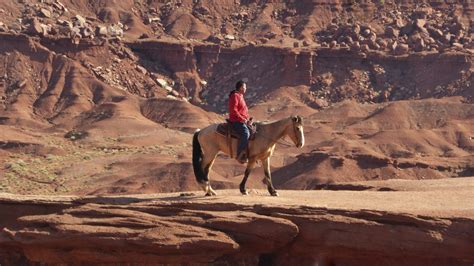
254,117 -> 291,126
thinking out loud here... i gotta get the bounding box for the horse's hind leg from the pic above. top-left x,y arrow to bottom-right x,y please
201,150 -> 218,196
263,157 -> 278,196
240,160 -> 256,195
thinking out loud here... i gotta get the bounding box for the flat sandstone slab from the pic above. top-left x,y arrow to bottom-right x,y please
1,177 -> 473,265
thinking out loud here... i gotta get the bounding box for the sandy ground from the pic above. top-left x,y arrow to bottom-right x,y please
153,177 -> 474,218
2,177 -> 473,219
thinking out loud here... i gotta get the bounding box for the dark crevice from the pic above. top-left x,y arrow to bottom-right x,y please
258,253 -> 275,266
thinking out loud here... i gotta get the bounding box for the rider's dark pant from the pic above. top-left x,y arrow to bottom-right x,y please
232,122 -> 250,157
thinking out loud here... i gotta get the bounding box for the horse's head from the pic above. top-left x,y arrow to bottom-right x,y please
289,115 -> 305,148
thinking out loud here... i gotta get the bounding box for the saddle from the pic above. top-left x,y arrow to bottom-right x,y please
216,120 -> 257,159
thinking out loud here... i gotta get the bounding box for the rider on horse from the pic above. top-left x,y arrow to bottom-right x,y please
228,80 -> 253,164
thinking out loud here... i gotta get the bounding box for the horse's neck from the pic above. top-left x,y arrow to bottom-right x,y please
258,117 -> 291,142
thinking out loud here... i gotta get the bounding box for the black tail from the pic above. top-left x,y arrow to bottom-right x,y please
192,130 -> 207,184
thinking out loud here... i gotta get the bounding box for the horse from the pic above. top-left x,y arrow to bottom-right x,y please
192,115 -> 304,196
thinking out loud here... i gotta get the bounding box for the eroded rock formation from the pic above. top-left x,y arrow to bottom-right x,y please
1,186 -> 473,265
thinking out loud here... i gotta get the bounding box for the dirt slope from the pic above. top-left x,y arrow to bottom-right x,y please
0,0 -> 473,196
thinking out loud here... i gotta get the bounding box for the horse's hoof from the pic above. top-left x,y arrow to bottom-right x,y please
270,191 -> 279,197
240,189 -> 249,195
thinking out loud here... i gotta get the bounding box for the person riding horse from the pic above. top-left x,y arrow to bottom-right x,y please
193,81 -> 305,197
228,80 -> 253,164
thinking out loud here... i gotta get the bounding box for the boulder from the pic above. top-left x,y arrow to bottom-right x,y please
442,33 -> 453,44
450,23 -> 466,35
107,25 -> 123,37
350,41 -> 361,52
376,38 -> 388,49
427,26 -> 443,39
70,31 -> 81,45
333,25 -> 348,39
193,6 -> 210,16
368,33 -> 377,42
413,7 -> 433,18
385,26 -> 399,38
394,43 -> 409,55
414,19 -> 426,30
53,0 -> 68,12
388,40 -> 398,51
9,22 -> 22,33
361,44 -> 370,52
224,34 -> 235,40
430,46 -> 438,52
237,11 -> 249,20
0,22 -> 7,32
343,36 -> 354,44
464,42 -> 474,49
147,17 -> 161,24
139,33 -> 150,39
371,42 -> 380,51
70,26 -> 81,35
264,32 -> 276,39
313,98 -> 329,109
74,15 -> 86,27
57,19 -> 72,29
425,37 -> 435,44
39,8 -> 52,18
362,29 -> 371,37
400,23 -> 414,36
414,38 -> 425,52
394,18 -> 405,28
156,79 -> 168,88
327,23 -> 338,33
206,35 -> 224,43
81,27 -> 94,38
96,26 -> 108,36
170,89 -> 180,97
353,24 -> 361,35
136,65 -> 147,75
28,18 -> 45,35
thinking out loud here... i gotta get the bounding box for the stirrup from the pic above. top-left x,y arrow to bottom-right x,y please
237,152 -> 248,164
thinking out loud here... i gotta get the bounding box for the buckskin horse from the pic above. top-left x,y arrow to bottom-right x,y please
192,115 -> 304,196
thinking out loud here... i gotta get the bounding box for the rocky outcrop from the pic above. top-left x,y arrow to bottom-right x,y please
129,39 -> 473,111
2,0 -> 472,108
0,190 -> 473,265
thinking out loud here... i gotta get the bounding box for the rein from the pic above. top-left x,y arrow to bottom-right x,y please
258,133 -> 294,147
255,120 -> 298,147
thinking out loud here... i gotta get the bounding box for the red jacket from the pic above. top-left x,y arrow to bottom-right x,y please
228,91 -> 249,123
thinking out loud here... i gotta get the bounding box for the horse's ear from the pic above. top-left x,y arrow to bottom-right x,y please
292,116 -> 301,123
297,115 -> 303,124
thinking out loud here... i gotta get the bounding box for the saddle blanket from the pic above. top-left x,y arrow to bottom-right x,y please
216,122 -> 256,140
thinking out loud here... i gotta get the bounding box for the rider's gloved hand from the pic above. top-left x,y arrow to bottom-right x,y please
246,117 -> 253,126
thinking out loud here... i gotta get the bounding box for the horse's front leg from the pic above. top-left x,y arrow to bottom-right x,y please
263,157 -> 278,196
240,160 -> 256,195
202,150 -> 218,196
